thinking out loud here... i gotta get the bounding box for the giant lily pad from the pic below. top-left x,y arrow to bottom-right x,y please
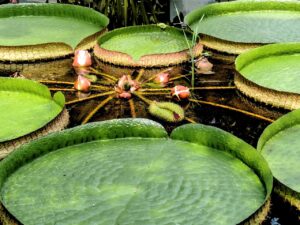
0,3 -> 109,62
258,108 -> 300,210
0,119 -> 272,225
94,25 -> 203,67
185,0 -> 300,54
0,77 -> 68,158
235,43 -> 300,110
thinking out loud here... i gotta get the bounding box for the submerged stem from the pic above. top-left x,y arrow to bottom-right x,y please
66,91 -> 115,105
129,99 -> 137,118
190,86 -> 236,90
89,68 -> 118,82
82,95 -> 115,124
185,117 -> 197,123
133,92 -> 152,105
49,88 -> 75,92
189,98 -> 274,123
39,80 -> 74,85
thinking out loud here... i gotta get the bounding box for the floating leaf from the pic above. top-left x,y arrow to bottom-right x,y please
0,119 -> 272,225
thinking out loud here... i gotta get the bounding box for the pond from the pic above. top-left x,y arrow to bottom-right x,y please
1,1 -> 300,225
0,53 -> 298,225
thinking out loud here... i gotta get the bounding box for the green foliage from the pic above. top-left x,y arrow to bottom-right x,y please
58,0 -> 168,28
184,0 -> 300,44
0,119 -> 271,225
236,43 -> 300,94
0,78 -> 65,142
259,108 -> 300,193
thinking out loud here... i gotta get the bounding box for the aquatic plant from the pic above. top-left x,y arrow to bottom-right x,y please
0,77 -> 68,158
0,3 -> 109,62
235,43 -> 300,110
185,1 -> 300,55
0,118 -> 272,225
258,108 -> 300,210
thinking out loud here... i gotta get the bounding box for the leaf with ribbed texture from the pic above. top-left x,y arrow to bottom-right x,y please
0,119 -> 271,225
0,77 -> 65,142
236,43 -> 300,94
98,25 -> 193,61
185,0 -> 300,44
258,108 -> 300,192
0,3 -> 109,48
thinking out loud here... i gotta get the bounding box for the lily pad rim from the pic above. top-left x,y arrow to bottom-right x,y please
258,109 -> 300,194
94,24 -> 202,67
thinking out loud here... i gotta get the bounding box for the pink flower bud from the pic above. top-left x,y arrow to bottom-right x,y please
72,50 -> 92,67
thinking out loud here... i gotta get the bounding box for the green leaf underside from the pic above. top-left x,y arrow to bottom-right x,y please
100,26 -> 192,61
1,138 -> 265,225
0,78 -> 64,142
261,125 -> 300,192
236,43 -> 300,94
0,16 -> 101,48
186,2 -> 300,44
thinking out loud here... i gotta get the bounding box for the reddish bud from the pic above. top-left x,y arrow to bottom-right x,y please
154,72 -> 170,87
171,85 -> 190,100
195,57 -> 213,74
119,92 -> 132,99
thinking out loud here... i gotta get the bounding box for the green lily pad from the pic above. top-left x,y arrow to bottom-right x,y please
0,119 -> 272,225
0,3 -> 109,49
185,0 -> 300,44
234,43 -> 300,109
99,25 -> 192,61
236,43 -> 300,94
258,108 -> 300,196
95,25 -> 203,67
0,77 -> 65,142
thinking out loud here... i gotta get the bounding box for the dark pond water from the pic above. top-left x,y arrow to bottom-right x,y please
0,55 -> 299,225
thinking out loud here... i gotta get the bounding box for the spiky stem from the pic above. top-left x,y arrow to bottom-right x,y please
140,88 -> 171,92
129,99 -> 137,118
66,91 -> 115,105
135,69 -> 145,82
133,92 -> 152,105
49,88 -> 75,92
89,68 -> 118,82
189,98 -> 274,123
82,95 -> 115,124
39,80 -> 74,85
138,92 -> 169,95
185,117 -> 197,123
190,86 -> 236,90
169,74 -> 190,81
90,85 -> 111,91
